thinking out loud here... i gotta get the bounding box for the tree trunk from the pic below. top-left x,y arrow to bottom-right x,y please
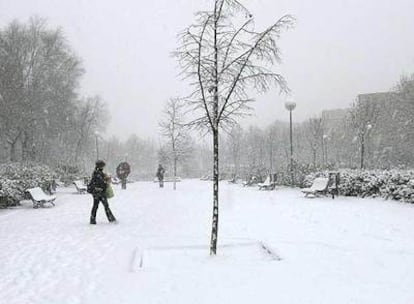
360,136 -> 365,169
312,148 -> 316,168
269,142 -> 273,172
210,1 -> 220,255
8,132 -> 21,162
22,130 -> 35,161
321,136 -> 325,168
210,128 -> 219,255
10,141 -> 18,162
173,156 -> 177,190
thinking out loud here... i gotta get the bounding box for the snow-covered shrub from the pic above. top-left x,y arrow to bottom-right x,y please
0,162 -> 59,207
292,163 -> 325,187
54,164 -> 87,186
302,171 -> 329,188
305,170 -> 414,203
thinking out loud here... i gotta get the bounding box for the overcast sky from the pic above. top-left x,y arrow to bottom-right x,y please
1,0 -> 414,139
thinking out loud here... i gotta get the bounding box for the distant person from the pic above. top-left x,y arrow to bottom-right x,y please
87,160 -> 116,224
156,164 -> 165,188
116,161 -> 131,190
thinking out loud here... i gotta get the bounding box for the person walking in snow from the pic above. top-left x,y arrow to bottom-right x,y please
156,164 -> 165,188
116,161 -> 131,190
87,160 -> 116,224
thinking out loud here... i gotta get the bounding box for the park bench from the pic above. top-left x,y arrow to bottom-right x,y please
258,173 -> 277,190
302,177 -> 330,197
153,177 -> 181,183
73,180 -> 87,194
327,172 -> 340,199
228,175 -> 237,184
26,187 -> 56,208
243,175 -> 258,187
165,177 -> 181,182
302,172 -> 340,199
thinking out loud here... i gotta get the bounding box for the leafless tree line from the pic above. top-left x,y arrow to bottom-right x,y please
219,74 -> 414,175
0,18 -> 108,167
159,98 -> 194,190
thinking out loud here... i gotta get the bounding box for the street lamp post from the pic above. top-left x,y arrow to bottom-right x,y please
94,131 -> 99,160
285,100 -> 296,185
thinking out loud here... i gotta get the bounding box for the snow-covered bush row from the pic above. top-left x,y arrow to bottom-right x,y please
0,162 -> 58,181
305,170 -> 414,203
276,163 -> 325,187
54,165 -> 88,186
0,163 -> 59,207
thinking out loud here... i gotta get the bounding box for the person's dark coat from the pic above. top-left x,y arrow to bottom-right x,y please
156,165 -> 165,180
88,168 -> 107,196
116,162 -> 131,180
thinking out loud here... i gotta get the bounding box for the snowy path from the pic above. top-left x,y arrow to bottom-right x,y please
1,180 -> 414,304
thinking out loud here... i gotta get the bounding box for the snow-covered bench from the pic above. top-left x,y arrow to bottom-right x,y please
153,177 -> 181,183
26,187 -> 56,208
228,176 -> 237,184
258,174 -> 277,190
243,175 -> 258,187
73,180 -> 87,194
302,177 -> 330,197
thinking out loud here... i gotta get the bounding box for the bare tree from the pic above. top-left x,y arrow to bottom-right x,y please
223,124 -> 243,178
393,75 -> 414,165
159,98 -> 193,190
265,126 -> 276,173
175,0 -> 294,255
350,96 -> 380,169
306,117 -> 323,168
72,96 -> 109,163
0,17 -> 84,162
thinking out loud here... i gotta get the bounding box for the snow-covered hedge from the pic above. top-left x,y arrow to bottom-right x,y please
278,163 -> 326,187
0,163 -> 59,207
305,170 -> 414,203
54,164 -> 87,186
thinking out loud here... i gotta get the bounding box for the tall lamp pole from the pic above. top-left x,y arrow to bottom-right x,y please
285,100 -> 296,185
94,131 -> 99,160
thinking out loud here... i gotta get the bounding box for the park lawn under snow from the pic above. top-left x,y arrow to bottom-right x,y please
1,180 -> 414,304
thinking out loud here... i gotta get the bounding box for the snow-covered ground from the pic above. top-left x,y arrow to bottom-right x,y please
1,180 -> 414,304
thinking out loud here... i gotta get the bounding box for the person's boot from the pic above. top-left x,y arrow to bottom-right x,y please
105,209 -> 116,223
90,216 -> 96,225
